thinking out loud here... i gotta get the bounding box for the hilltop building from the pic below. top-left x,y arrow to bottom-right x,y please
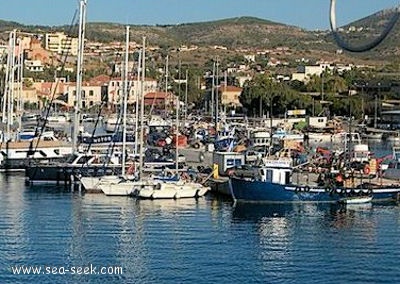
45,32 -> 79,56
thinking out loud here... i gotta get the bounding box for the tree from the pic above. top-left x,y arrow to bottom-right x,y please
240,74 -> 312,117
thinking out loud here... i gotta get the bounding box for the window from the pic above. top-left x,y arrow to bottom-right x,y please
89,90 -> 94,96
285,171 -> 290,184
226,158 -> 242,167
266,170 -> 273,182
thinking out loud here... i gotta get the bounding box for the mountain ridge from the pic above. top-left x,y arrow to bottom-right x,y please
0,12 -> 399,64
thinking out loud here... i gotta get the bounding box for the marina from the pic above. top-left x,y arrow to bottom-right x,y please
2,0 -> 400,283
1,173 -> 400,283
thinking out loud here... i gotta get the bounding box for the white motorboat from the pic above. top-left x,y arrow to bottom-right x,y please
0,137 -> 72,170
103,115 -> 135,133
46,113 -> 71,124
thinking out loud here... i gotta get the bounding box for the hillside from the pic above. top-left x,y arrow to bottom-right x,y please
1,12 -> 400,66
0,16 -> 332,49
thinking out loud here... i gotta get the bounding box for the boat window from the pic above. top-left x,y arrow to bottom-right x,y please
226,158 -> 242,167
285,171 -> 290,184
266,169 -> 273,182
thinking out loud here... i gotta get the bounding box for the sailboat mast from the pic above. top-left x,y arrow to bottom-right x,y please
165,55 -> 169,114
138,37 -> 146,179
2,32 -> 12,125
4,30 -> 16,138
122,25 -> 130,176
134,50 -> 141,156
215,57 -> 219,132
184,69 -> 188,127
175,94 -> 179,174
211,61 -> 215,123
72,0 -> 87,153
17,41 -> 24,131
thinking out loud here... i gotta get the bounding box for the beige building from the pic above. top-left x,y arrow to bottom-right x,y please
108,76 -> 158,106
45,32 -> 78,56
22,87 -> 40,105
219,85 -> 243,108
27,75 -> 159,109
66,83 -> 106,109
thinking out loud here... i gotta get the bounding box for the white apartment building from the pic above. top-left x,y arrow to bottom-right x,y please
25,60 -> 44,72
45,32 -> 78,56
292,63 -> 354,82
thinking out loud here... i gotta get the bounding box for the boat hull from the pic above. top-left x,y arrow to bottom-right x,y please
99,182 -> 135,196
25,164 -> 122,185
134,181 -> 209,199
230,177 -> 400,203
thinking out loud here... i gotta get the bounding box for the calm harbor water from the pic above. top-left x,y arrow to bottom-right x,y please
1,172 -> 400,284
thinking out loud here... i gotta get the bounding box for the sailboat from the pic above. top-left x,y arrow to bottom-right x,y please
132,56 -> 209,199
82,25 -> 137,195
24,0 -> 122,184
95,42 -> 166,196
0,30 -> 73,171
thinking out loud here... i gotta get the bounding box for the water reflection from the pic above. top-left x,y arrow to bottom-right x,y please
230,201 -> 383,251
2,174 -> 400,283
231,202 -> 338,221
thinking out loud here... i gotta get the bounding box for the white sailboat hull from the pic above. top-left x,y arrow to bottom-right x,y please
99,182 -> 135,196
80,175 -> 121,191
135,181 -> 209,199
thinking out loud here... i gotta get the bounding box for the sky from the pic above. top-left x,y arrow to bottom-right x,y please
0,0 -> 399,31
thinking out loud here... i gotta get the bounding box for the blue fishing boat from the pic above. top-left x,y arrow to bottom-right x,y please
229,160 -> 400,203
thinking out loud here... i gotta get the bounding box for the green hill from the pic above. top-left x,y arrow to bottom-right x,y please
1,12 -> 400,64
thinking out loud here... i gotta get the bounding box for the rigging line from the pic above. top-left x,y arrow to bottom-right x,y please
80,103 -> 120,169
83,50 -> 129,168
81,50 -> 128,170
329,0 -> 400,52
28,7 -> 79,161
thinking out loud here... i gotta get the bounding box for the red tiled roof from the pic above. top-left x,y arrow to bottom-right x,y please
89,74 -> 110,85
218,85 -> 242,92
145,92 -> 171,99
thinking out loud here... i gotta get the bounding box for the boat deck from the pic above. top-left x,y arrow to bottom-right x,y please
292,171 -> 400,188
